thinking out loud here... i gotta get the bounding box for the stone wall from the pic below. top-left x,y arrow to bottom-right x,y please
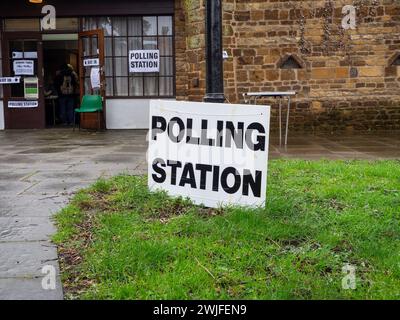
175,0 -> 206,101
175,0 -> 400,131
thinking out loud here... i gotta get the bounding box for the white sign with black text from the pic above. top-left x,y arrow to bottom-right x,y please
84,58 -> 100,67
8,101 -> 39,108
90,67 -> 101,89
0,77 -> 20,84
148,100 -> 271,208
13,60 -> 34,76
12,52 -> 38,59
129,50 -> 160,73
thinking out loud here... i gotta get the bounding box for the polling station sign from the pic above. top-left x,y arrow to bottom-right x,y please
8,101 -> 38,108
148,100 -> 271,208
129,50 -> 160,73
83,58 -> 100,67
0,77 -> 20,84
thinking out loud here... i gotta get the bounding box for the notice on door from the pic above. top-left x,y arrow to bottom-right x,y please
8,101 -> 39,108
12,52 -> 38,59
129,50 -> 160,73
84,58 -> 100,67
24,77 -> 39,100
0,77 -> 20,84
148,100 -> 271,208
90,67 -> 101,89
13,60 -> 34,76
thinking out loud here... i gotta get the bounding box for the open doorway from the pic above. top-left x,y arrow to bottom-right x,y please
43,39 -> 79,127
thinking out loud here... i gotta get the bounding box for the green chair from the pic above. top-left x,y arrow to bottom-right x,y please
74,95 -> 104,131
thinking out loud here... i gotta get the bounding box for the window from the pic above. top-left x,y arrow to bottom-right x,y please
8,40 -> 39,98
82,16 -> 174,98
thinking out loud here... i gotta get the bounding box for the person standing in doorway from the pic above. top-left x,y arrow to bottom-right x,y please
55,64 -> 78,126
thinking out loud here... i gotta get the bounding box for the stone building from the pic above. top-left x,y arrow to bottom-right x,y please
175,0 -> 400,131
0,0 -> 399,131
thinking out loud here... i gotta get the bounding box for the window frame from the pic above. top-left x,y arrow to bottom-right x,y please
81,15 -> 176,100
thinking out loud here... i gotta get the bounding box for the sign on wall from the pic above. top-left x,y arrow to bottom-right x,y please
13,60 -> 34,76
0,77 -> 20,84
13,52 -> 38,59
129,50 -> 160,73
84,58 -> 100,67
90,67 -> 101,89
24,78 -> 39,100
12,52 -> 23,59
8,101 -> 38,108
148,100 -> 271,208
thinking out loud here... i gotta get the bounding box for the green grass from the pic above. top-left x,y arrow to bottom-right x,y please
53,160 -> 400,300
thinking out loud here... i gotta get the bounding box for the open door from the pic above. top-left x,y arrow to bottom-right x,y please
78,29 -> 106,129
2,32 -> 45,129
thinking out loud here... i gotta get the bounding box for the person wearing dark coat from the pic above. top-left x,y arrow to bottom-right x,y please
54,63 -> 78,126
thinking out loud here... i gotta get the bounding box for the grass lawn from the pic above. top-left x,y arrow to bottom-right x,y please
53,160 -> 400,300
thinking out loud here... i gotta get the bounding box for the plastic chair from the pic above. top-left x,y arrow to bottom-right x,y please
74,95 -> 103,131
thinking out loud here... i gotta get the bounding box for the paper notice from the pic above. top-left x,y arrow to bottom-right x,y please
90,67 -> 101,89
13,60 -> 34,76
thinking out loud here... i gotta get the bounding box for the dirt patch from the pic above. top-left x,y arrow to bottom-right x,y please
56,210 -> 98,298
196,207 -> 226,218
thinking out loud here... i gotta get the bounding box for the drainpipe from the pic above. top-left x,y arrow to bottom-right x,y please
203,0 -> 225,103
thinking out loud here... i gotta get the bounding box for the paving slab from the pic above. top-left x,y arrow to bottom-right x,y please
0,241 -> 58,278
0,217 -> 56,242
0,277 -> 63,300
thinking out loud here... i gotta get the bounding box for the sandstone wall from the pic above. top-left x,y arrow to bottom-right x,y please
176,0 -> 400,131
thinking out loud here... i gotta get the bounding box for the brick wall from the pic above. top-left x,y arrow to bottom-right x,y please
175,0 -> 400,131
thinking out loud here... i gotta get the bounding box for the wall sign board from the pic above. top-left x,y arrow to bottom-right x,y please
83,58 -> 100,67
24,52 -> 38,59
129,50 -> 160,73
12,52 -> 38,59
24,77 -> 39,100
8,101 -> 39,108
0,77 -> 20,84
13,60 -> 34,75
12,52 -> 23,59
148,100 -> 271,208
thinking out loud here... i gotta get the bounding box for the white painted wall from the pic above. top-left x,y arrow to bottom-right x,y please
106,99 -> 175,129
0,101 -> 4,130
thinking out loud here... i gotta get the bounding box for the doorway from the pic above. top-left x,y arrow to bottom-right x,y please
43,37 -> 79,127
2,29 -> 105,130
2,32 -> 45,129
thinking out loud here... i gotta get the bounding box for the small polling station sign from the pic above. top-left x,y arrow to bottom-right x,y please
83,58 -> 100,67
8,101 -> 38,108
0,77 -> 20,84
148,100 -> 271,208
129,50 -> 160,73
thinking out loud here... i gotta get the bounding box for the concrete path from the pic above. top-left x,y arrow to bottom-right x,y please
0,129 -> 147,300
268,132 -> 400,160
0,129 -> 398,300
